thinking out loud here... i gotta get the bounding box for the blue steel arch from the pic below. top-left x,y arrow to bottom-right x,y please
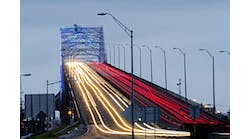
60,25 -> 105,62
59,24 -> 105,101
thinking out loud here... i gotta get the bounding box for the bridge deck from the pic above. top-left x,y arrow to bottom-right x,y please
63,61 -> 191,138
89,62 -> 229,132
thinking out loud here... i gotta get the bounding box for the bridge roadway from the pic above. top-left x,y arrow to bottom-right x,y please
63,61 -> 190,138
89,62 -> 229,131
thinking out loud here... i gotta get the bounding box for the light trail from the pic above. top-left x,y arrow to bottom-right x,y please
77,63 -> 161,133
93,62 -> 224,125
77,63 -> 167,131
72,65 -> 126,134
67,62 -> 190,136
79,64 -> 134,129
84,66 -> 129,108
76,64 -> 132,131
70,63 -> 133,134
71,63 -> 131,131
65,61 -> 190,137
72,64 -> 173,136
69,62 -> 162,135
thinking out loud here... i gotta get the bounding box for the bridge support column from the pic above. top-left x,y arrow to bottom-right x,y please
60,88 -> 70,125
60,68 -> 71,125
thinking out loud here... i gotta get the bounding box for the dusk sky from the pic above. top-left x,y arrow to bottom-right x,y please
21,0 -> 229,112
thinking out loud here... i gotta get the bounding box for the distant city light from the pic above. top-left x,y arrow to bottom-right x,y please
192,99 -> 197,102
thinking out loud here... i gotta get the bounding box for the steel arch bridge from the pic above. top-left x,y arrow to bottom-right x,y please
60,24 -> 105,62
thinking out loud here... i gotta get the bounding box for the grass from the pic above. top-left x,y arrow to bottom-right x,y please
29,126 -> 66,139
29,122 -> 80,139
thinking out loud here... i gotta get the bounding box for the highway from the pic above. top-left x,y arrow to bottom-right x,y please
64,61 -> 190,138
90,62 -> 226,128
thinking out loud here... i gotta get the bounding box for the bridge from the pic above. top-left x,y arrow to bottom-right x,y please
58,25 -> 229,139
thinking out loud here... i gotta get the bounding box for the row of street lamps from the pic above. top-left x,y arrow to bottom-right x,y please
106,44 -> 229,105
97,12 -> 229,139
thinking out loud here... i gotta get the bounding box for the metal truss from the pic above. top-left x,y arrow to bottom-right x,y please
60,24 -> 105,62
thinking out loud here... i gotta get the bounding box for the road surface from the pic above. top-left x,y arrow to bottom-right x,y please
64,61 -> 190,138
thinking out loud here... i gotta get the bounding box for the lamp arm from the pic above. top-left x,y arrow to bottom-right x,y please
48,81 -> 61,85
204,49 -> 213,58
108,13 -> 131,36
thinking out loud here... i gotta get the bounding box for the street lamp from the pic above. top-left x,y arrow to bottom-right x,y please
108,45 -> 112,64
112,45 -> 116,66
173,48 -> 187,101
117,44 -> 121,69
20,73 -> 32,111
142,45 -> 153,83
199,48 -> 216,114
219,50 -> 230,55
97,12 -> 135,138
155,46 -> 168,90
120,45 -> 126,71
134,45 -> 142,78
46,80 -> 61,130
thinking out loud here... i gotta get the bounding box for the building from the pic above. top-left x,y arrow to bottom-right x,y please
25,94 -> 55,119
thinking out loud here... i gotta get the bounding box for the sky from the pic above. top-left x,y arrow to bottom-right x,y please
21,0 -> 230,112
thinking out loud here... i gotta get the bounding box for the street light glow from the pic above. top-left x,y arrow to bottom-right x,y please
192,99 -> 197,102
68,110 -> 72,115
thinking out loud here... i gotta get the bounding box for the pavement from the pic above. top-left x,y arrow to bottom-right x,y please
57,123 -> 229,139
61,63 -> 191,139
60,124 -> 190,139
58,124 -> 87,139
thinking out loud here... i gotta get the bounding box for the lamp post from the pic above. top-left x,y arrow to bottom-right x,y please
113,45 -> 116,66
142,45 -> 153,82
155,46 -> 168,90
20,73 -> 32,112
46,80 -> 61,130
109,45 -> 112,64
199,48 -> 216,114
120,45 -> 126,71
219,50 -> 230,55
134,45 -> 142,78
173,48 -> 187,101
118,45 -> 121,69
97,12 -> 135,139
